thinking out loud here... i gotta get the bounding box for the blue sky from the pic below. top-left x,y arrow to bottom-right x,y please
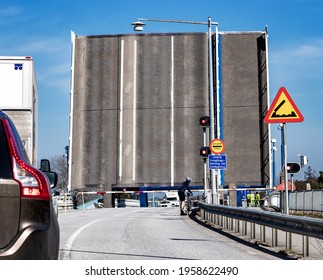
0,0 -> 322,180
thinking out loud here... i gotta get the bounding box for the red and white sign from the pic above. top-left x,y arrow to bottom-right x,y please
264,87 -> 304,123
210,138 -> 225,154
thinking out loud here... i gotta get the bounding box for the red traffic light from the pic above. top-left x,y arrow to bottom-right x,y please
286,162 -> 301,174
199,116 -> 210,127
199,146 -> 210,158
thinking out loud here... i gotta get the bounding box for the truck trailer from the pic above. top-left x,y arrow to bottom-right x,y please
0,56 -> 38,166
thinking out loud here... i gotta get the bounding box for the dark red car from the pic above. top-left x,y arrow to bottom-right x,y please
0,111 -> 59,259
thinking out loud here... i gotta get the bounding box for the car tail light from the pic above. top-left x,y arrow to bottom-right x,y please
3,119 -> 50,201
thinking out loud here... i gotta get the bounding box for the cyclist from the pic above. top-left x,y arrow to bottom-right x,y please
178,177 -> 193,215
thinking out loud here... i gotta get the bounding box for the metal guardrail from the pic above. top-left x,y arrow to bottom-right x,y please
55,194 -> 74,209
199,203 -> 323,257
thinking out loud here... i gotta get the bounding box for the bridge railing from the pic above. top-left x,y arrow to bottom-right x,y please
199,203 -> 323,258
55,193 -> 74,210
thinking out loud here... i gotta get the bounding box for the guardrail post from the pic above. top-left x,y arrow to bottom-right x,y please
235,219 -> 239,233
242,221 -> 247,235
286,232 -> 292,252
250,222 -> 255,239
272,228 -> 278,247
302,235 -> 309,257
260,225 -> 265,243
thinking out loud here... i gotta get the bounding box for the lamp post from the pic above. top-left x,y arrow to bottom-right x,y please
278,124 -> 285,169
64,145 -> 69,193
271,139 -> 277,187
131,17 -> 220,204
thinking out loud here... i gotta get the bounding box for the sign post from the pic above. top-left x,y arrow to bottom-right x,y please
264,87 -> 304,214
209,138 -> 225,204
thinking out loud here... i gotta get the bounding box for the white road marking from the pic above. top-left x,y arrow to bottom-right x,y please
60,219 -> 102,260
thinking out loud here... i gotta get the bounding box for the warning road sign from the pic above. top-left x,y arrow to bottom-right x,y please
210,138 -> 225,154
264,87 -> 304,123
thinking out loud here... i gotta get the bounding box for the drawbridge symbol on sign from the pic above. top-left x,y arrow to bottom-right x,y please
264,87 -> 304,123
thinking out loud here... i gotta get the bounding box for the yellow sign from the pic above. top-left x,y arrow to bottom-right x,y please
264,87 -> 304,123
210,138 -> 225,154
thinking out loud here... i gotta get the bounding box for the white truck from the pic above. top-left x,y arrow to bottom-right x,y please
0,56 -> 38,166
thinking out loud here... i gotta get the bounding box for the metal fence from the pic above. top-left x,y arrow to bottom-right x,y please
289,190 -> 323,214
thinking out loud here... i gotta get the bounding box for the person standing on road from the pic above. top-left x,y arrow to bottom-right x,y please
255,192 -> 260,207
250,192 -> 255,207
246,192 -> 251,207
178,177 -> 193,215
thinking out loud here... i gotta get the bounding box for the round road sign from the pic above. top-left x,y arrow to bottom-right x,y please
210,138 -> 225,154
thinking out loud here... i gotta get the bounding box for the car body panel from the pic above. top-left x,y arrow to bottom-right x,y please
0,111 -> 59,259
0,180 -> 20,248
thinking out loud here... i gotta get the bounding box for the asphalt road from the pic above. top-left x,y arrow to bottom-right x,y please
58,207 -> 286,260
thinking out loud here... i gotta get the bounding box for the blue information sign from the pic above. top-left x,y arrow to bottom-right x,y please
208,154 -> 227,170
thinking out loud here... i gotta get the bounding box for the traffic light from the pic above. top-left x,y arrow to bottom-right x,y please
199,116 -> 210,127
199,146 -> 210,158
286,162 -> 301,174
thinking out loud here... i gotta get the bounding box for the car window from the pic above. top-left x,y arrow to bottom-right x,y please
7,117 -> 30,165
0,120 -> 13,179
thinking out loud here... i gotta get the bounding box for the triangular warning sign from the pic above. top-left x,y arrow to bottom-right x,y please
264,87 -> 304,123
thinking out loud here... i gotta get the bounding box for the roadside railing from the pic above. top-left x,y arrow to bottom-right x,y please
56,193 -> 74,210
199,203 -> 323,258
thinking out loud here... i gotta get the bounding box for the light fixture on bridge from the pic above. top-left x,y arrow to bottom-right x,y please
131,20 -> 146,31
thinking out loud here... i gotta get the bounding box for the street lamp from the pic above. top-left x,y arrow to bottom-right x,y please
298,154 -> 308,168
131,17 -> 220,204
132,20 -> 145,31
